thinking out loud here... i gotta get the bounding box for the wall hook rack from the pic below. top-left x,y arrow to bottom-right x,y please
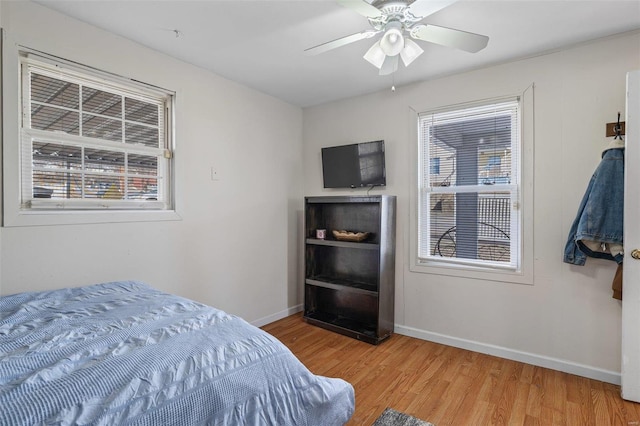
606,112 -> 626,138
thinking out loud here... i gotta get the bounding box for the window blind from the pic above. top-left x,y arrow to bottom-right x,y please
418,98 -> 521,270
21,59 -> 172,210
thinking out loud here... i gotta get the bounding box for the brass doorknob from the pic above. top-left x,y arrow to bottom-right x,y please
632,249 -> 640,260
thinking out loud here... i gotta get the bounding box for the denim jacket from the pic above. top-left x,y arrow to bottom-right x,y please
563,147 -> 624,265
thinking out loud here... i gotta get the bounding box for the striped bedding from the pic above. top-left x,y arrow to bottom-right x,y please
0,281 -> 354,425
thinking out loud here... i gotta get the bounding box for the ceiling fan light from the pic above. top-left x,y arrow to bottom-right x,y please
379,22 -> 405,56
379,55 -> 399,76
363,41 -> 386,69
400,39 -> 424,66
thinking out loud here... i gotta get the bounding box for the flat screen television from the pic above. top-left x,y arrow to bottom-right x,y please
321,140 -> 386,188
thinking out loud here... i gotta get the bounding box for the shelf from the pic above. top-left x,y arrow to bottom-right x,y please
305,196 -> 384,204
304,195 -> 396,345
306,238 -> 379,250
306,277 -> 378,296
304,311 -> 387,345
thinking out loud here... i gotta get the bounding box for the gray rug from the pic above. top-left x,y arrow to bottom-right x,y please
372,408 -> 435,426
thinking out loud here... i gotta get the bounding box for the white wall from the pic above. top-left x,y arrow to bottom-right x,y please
0,1 -> 304,324
303,31 -> 640,381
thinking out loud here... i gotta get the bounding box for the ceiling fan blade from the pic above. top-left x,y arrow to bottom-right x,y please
406,0 -> 459,19
336,0 -> 384,19
410,24 -> 489,53
379,55 -> 399,76
304,30 -> 379,56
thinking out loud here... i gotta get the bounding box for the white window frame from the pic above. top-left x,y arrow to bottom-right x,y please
408,88 -> 534,285
2,36 -> 180,226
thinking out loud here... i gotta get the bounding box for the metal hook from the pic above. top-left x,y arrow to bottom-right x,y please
614,112 -> 622,140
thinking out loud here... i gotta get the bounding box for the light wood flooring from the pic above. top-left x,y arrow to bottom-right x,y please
262,313 -> 640,426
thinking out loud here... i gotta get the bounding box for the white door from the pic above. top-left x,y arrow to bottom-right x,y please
622,70 -> 640,402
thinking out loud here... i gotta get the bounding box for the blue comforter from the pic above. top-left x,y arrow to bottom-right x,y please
0,281 -> 354,425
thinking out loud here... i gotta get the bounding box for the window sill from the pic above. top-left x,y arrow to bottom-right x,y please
410,258 -> 534,285
3,209 -> 182,227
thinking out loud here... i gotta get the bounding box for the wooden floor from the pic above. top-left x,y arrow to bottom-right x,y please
262,314 -> 640,426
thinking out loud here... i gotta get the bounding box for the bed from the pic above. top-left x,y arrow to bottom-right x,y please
0,281 -> 354,425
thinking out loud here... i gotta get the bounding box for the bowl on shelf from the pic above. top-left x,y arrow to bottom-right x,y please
332,230 -> 370,242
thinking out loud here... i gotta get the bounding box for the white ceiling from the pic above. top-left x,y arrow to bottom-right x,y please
36,0 -> 640,107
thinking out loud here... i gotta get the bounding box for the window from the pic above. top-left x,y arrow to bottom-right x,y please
417,98 -> 521,271
20,55 -> 173,212
430,157 -> 440,175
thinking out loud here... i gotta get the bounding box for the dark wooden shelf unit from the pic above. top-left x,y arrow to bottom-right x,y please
304,195 -> 396,344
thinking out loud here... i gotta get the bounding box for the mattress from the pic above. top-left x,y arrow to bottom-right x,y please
0,281 -> 354,425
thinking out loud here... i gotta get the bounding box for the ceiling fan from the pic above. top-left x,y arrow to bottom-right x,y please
304,0 -> 489,75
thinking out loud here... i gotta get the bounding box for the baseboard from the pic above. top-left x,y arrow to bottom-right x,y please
252,304 -> 303,328
395,324 -> 621,385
